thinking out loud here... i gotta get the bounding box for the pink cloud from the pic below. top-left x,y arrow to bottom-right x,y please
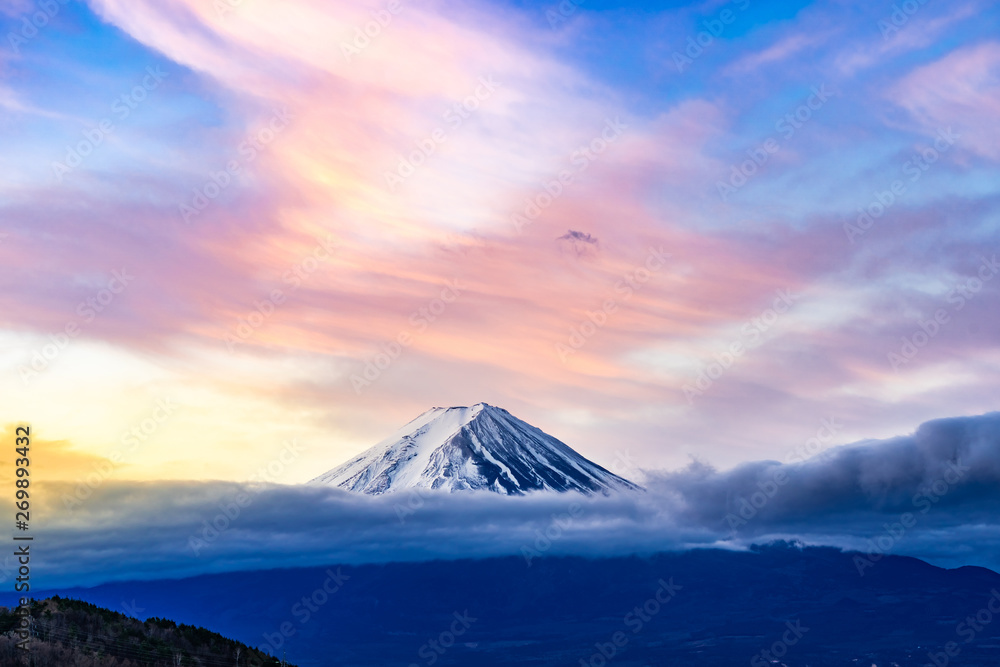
3,0 -> 996,476
891,41 -> 1000,160
834,1 -> 980,76
724,33 -> 816,75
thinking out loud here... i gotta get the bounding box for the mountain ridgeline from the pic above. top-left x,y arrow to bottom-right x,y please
309,403 -> 641,495
0,597 -> 293,667
18,544 -> 1000,666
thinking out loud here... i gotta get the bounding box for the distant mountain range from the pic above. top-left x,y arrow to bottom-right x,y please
309,403 -> 641,495
15,544 -> 1000,667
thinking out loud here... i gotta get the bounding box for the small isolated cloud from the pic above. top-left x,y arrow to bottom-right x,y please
557,229 -> 600,257
558,230 -> 599,244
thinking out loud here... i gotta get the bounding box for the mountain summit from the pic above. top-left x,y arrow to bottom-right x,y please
309,403 -> 641,495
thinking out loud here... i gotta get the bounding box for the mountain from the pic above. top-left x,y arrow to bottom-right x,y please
308,402 -> 641,495
0,596 -> 292,667
15,545 -> 1000,667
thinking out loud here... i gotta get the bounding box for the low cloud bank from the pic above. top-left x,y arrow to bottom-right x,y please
25,412 -> 1000,587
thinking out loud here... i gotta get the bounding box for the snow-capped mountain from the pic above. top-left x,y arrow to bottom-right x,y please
309,403 -> 642,495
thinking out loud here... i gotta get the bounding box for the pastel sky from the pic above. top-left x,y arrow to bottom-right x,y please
1,0 -> 999,485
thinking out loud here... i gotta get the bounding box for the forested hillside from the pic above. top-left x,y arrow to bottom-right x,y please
0,597 -> 292,666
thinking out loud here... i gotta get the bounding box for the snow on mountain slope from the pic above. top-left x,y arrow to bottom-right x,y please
308,403 -> 642,495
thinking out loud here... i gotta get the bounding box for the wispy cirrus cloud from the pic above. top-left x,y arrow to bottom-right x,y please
891,40 -> 1000,160
0,0 -> 998,480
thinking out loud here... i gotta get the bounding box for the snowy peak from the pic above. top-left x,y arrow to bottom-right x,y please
309,403 -> 641,496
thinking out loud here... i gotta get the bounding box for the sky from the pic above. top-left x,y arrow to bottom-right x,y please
1,0 -> 999,491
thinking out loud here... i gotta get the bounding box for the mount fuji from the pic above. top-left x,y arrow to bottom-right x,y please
309,403 -> 641,495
